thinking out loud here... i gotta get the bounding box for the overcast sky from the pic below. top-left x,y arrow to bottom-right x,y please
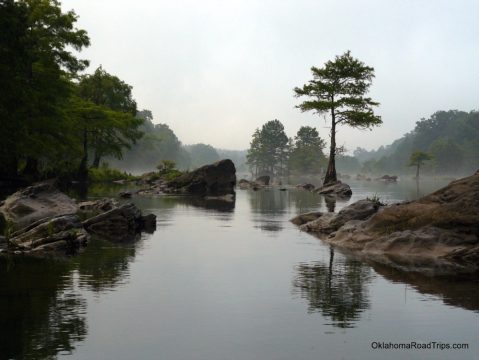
62,0 -> 479,151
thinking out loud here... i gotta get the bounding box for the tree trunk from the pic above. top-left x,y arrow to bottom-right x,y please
92,151 -> 101,168
78,128 -> 88,182
324,117 -> 337,185
416,163 -> 420,179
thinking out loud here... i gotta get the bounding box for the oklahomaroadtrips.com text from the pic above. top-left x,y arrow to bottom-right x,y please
371,342 -> 469,350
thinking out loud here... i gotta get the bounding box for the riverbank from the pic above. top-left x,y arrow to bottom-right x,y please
291,171 -> 479,275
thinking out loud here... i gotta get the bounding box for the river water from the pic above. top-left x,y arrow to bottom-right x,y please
1,179 -> 478,360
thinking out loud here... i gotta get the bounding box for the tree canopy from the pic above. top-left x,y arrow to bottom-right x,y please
246,119 -> 289,177
294,51 -> 381,184
0,0 -> 90,180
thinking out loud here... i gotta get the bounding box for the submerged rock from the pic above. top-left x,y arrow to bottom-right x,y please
315,181 -> 352,197
292,171 -> 479,274
296,183 -> 315,191
166,159 -> 236,196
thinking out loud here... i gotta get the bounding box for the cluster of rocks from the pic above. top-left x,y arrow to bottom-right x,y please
0,182 -> 156,255
376,175 -> 398,182
136,159 -> 236,200
292,171 -> 479,274
313,181 -> 352,198
356,174 -> 372,181
238,175 -> 270,190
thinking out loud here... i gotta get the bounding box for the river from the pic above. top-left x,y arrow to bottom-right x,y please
0,178 -> 478,360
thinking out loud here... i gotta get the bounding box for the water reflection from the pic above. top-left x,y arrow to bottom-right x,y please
75,237 -> 137,293
324,196 -> 336,212
371,262 -> 479,311
286,190 -> 322,213
248,190 -> 287,232
293,247 -> 372,328
0,257 -> 87,360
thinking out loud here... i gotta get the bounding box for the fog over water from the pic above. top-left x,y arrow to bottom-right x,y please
62,0 -> 479,150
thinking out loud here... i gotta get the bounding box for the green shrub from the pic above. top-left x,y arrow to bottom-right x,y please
156,160 -> 183,181
366,194 -> 385,206
88,165 -> 138,183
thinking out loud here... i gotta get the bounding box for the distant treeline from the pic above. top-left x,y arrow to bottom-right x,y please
245,110 -> 479,180
354,110 -> 479,176
0,0 -> 246,184
245,119 -> 360,178
108,110 -> 247,173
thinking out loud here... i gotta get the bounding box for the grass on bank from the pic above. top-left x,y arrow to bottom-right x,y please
88,163 -> 138,183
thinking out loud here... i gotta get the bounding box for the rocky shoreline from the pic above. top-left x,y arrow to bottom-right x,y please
0,181 -> 156,256
291,171 -> 479,275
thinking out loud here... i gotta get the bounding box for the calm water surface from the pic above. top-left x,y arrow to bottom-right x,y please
1,179 -> 478,360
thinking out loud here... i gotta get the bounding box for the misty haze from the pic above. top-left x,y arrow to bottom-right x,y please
1,1 -> 478,360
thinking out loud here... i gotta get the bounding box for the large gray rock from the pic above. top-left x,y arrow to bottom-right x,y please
9,214 -> 89,254
0,181 -> 78,231
167,159 -> 236,196
296,199 -> 382,234
0,183 -> 156,255
315,181 -> 352,197
82,201 -> 156,242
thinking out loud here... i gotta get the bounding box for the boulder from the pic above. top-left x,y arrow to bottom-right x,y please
119,191 -> 132,198
315,181 -> 352,197
82,202 -> 155,242
0,180 -> 78,231
293,171 -> 479,274
290,211 -> 323,226
0,183 -> 157,255
255,175 -> 270,186
378,175 -> 398,182
297,199 -> 383,234
9,214 -> 89,254
166,159 -> 236,196
296,183 -> 315,191
238,179 -> 252,190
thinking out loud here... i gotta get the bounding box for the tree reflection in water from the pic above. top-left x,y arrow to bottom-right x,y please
0,257 -> 87,359
248,189 -> 322,232
75,237 -> 138,293
248,190 -> 287,232
293,247 -> 372,328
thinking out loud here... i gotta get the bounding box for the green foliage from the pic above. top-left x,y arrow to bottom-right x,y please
246,119 -> 289,177
88,164 -> 137,183
357,110 -> 479,175
294,51 -> 381,184
365,194 -> 385,206
0,0 -> 90,179
76,67 -> 143,170
156,160 -> 182,181
408,151 -> 433,167
288,126 -> 326,174
108,112 -> 191,172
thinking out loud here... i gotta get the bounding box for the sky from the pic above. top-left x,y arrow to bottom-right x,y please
61,0 -> 479,151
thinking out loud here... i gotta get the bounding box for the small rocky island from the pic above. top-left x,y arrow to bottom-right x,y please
292,171 -> 479,275
137,159 -> 236,200
0,181 -> 156,255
